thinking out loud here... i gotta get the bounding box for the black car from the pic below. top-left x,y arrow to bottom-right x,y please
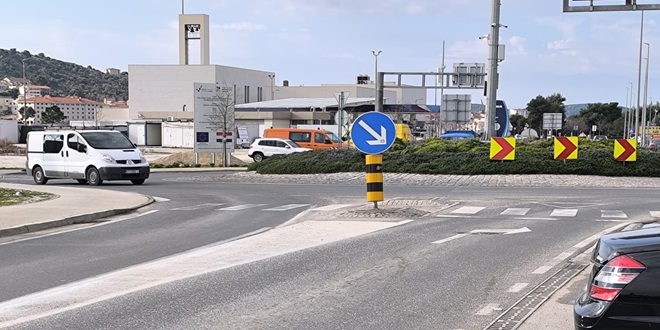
574,226 -> 660,329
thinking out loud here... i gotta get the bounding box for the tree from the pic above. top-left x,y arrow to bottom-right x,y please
18,106 -> 35,122
8,88 -> 19,100
576,103 -> 621,136
208,85 -> 237,167
509,114 -> 527,135
41,105 -> 67,126
526,93 -> 566,136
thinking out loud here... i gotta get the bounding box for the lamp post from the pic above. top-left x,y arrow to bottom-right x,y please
635,11 -> 645,141
21,59 -> 27,124
625,85 -> 629,138
371,50 -> 382,112
267,74 -> 275,100
485,0 -> 503,139
628,82 -> 634,138
642,42 -> 650,147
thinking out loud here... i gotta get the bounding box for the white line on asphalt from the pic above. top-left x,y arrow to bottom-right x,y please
0,210 -> 160,247
432,234 -> 468,244
601,210 -> 627,219
152,196 -> 170,202
507,283 -> 529,293
550,209 -> 578,217
475,303 -> 501,316
516,217 -> 558,221
451,206 -> 485,214
0,221 -> 405,328
311,204 -> 355,211
217,204 -> 266,211
171,203 -> 225,211
573,223 -> 629,249
650,211 -> 660,218
263,204 -> 310,211
532,251 -> 574,274
433,214 -> 472,218
500,208 -> 530,216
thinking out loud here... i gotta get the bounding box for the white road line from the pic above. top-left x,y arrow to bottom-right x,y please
171,203 -> 225,211
500,208 -> 530,216
475,303 -> 501,316
0,220 -> 406,327
432,234 -> 468,244
532,251 -> 574,274
451,206 -> 485,214
263,204 -> 310,211
650,211 -> 660,218
516,217 -> 558,221
550,209 -> 578,217
573,223 -> 629,249
152,196 -> 170,202
601,210 -> 627,219
507,283 -> 529,293
217,204 -> 266,211
311,204 -> 354,211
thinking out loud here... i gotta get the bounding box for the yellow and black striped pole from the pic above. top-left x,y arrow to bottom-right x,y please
366,154 -> 383,208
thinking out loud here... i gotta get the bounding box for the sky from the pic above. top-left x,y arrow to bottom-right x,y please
2,0 -> 659,110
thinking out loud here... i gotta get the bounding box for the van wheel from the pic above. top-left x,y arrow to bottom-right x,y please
76,179 -> 88,184
131,179 -> 145,185
252,152 -> 264,162
32,167 -> 48,185
86,167 -> 103,186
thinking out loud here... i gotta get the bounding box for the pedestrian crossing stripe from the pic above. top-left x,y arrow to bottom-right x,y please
549,209 -> 578,217
451,206 -> 485,214
500,208 -> 530,216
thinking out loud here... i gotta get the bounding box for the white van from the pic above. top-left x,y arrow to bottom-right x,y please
26,130 -> 150,186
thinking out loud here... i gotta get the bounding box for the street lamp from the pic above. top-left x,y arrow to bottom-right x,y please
21,59 -> 27,124
642,42 -> 650,146
635,11 -> 645,141
371,50 -> 381,112
267,74 -> 275,100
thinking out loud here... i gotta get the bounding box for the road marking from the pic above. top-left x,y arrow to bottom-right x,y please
0,221 -> 407,328
475,303 -> 501,316
550,209 -> 578,217
500,208 -> 530,216
217,204 -> 266,211
507,283 -> 529,293
573,223 -> 629,248
152,196 -> 170,202
263,204 -> 310,211
516,217 -> 558,221
601,210 -> 627,218
532,251 -> 574,274
171,203 -> 225,211
651,211 -> 660,218
311,204 -> 354,211
432,234 -> 468,244
451,206 -> 485,214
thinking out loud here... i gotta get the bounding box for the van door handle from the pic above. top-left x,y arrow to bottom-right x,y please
61,151 -> 64,157
66,151 -> 69,157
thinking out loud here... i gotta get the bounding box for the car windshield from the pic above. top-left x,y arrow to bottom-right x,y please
80,132 -> 135,149
326,132 -> 341,143
284,139 -> 302,148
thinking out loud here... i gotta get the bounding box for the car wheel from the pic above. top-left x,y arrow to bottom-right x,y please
252,152 -> 264,162
86,167 -> 103,186
32,166 -> 48,185
76,179 -> 88,184
131,179 -> 145,185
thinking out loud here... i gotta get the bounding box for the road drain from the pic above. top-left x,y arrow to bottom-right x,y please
482,262 -> 586,330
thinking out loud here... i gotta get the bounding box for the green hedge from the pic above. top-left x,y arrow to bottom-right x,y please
247,138 -> 660,177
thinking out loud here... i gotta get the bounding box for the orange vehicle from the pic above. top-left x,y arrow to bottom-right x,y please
262,128 -> 345,150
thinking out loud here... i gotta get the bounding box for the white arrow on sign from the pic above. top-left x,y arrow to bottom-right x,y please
358,120 -> 387,145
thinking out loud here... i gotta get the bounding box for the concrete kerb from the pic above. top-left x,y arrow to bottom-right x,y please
0,196 -> 155,238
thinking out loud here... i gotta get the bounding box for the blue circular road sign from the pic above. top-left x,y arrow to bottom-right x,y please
350,112 -> 396,154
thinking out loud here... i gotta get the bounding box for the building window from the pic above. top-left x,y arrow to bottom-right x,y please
257,87 -> 263,102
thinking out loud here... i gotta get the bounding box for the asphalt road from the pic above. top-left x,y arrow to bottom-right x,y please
1,172 -> 660,329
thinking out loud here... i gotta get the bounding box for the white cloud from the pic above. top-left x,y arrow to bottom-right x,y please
507,36 -> 526,55
547,39 -> 570,50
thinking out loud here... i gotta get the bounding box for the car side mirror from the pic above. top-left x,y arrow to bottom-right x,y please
77,144 -> 87,153
285,145 -> 291,149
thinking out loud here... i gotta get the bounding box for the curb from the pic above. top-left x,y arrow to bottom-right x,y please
0,196 -> 155,238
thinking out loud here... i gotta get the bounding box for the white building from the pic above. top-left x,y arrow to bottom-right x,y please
23,96 -> 102,124
0,96 -> 18,117
19,85 -> 50,98
103,68 -> 121,75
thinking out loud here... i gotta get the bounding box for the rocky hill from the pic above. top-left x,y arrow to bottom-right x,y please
0,48 -> 127,102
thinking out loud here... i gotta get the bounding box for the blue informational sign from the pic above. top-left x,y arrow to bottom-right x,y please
350,112 -> 396,154
496,100 -> 510,137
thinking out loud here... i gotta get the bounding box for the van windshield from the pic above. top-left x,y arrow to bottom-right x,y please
326,132 -> 341,143
80,132 -> 135,149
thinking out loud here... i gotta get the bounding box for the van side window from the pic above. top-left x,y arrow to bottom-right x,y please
43,134 -> 64,154
289,132 -> 310,143
314,133 -> 326,143
67,134 -> 84,152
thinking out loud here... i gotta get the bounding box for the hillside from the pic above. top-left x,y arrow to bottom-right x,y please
0,48 -> 127,102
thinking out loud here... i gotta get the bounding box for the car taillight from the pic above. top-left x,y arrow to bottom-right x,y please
248,145 -> 253,149
589,255 -> 645,302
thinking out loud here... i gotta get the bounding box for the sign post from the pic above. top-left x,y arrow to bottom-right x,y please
334,92 -> 350,148
350,112 -> 396,208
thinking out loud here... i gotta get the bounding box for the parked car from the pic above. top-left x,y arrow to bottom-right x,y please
439,130 -> 479,140
262,128 -> 344,150
573,226 -> 660,329
649,139 -> 660,150
247,138 -> 310,162
592,135 -> 608,141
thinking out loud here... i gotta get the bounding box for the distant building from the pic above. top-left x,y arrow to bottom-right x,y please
103,68 -> 121,75
23,96 -> 102,124
19,85 -> 50,98
1,77 -> 31,88
0,96 -> 18,118
510,108 -> 528,117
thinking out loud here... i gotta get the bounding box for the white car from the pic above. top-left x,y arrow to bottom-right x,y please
247,138 -> 311,162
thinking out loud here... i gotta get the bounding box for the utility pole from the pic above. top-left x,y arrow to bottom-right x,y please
372,50 -> 382,112
22,59 -> 27,124
642,42 -> 650,147
439,41 -> 446,136
635,11 -> 644,141
485,0 -> 502,139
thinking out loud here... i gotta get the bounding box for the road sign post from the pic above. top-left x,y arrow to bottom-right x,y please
350,112 -> 396,208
